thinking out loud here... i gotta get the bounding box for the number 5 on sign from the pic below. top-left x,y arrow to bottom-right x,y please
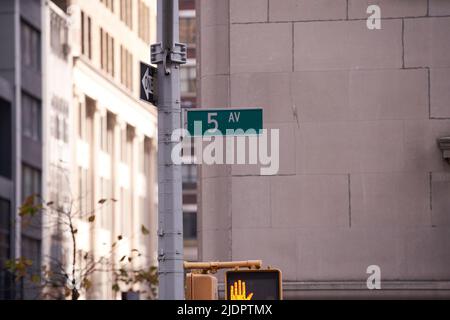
207,112 -> 218,133
187,108 -> 263,137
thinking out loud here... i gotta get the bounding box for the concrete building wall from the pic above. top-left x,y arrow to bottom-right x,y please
0,0 -> 44,300
197,0 -> 450,298
67,0 -> 158,299
180,0 -> 199,262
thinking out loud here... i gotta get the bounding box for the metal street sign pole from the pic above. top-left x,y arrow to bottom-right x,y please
152,0 -> 186,300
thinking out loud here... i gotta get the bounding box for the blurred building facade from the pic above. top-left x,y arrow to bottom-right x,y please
0,0 -> 45,299
55,0 -> 158,299
197,0 -> 450,298
1,0 -> 158,300
42,1 -> 72,300
179,0 -> 198,262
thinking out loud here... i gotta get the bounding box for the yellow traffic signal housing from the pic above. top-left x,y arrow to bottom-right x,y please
225,269 -> 282,300
185,273 -> 218,300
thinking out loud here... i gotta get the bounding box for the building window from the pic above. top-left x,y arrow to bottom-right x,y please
50,9 -> 69,60
20,234 -> 41,299
138,1 -> 150,43
22,93 -> 41,142
78,102 -> 84,139
78,167 -> 89,219
183,211 -> 197,241
179,16 -> 196,45
100,115 -> 106,152
106,112 -> 115,154
120,0 -> 133,29
180,65 -> 196,95
22,164 -> 41,200
51,96 -> 69,143
141,137 -> 151,175
121,126 -> 134,164
100,28 -> 115,77
99,177 -> 112,230
21,236 -> 41,275
100,0 -> 114,12
0,98 -> 12,180
21,20 -> 41,73
78,97 -> 95,142
0,198 -> 12,300
182,164 -> 197,185
120,46 -> 133,91
81,11 -> 92,59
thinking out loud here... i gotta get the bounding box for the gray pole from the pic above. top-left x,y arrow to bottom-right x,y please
153,0 -> 185,300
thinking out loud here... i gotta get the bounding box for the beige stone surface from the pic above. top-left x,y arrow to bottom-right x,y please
198,0 -> 450,294
231,176 -> 272,228
297,121 -> 405,174
348,0 -> 427,19
294,20 -> 402,71
199,0 -> 229,27
403,120 -> 450,172
431,172 -> 450,227
200,177 -> 231,231
404,17 -> 450,68
230,0 -> 268,23
349,69 -> 428,120
201,25 -> 230,76
431,68 -> 450,118
350,173 -> 431,228
429,0 -> 450,16
269,0 -> 346,21
231,23 -> 292,73
232,228 -> 298,280
296,227 -> 405,280
199,75 -> 229,108
230,72 -> 295,123
271,175 -> 349,228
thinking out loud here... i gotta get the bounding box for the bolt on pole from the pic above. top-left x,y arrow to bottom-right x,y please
154,0 -> 186,300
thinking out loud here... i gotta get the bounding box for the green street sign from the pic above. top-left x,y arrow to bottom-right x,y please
187,108 -> 263,136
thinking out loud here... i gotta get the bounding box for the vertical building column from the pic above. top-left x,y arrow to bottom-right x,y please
110,116 -> 122,299
90,104 -> 103,299
112,118 -> 125,255
131,129 -> 141,270
13,0 -> 22,265
91,103 -> 100,245
72,89 -> 82,212
149,138 -> 158,267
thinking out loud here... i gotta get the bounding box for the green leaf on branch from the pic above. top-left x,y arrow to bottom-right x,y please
31,274 -> 40,284
19,195 -> 42,217
82,278 -> 92,290
4,260 -> 13,270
